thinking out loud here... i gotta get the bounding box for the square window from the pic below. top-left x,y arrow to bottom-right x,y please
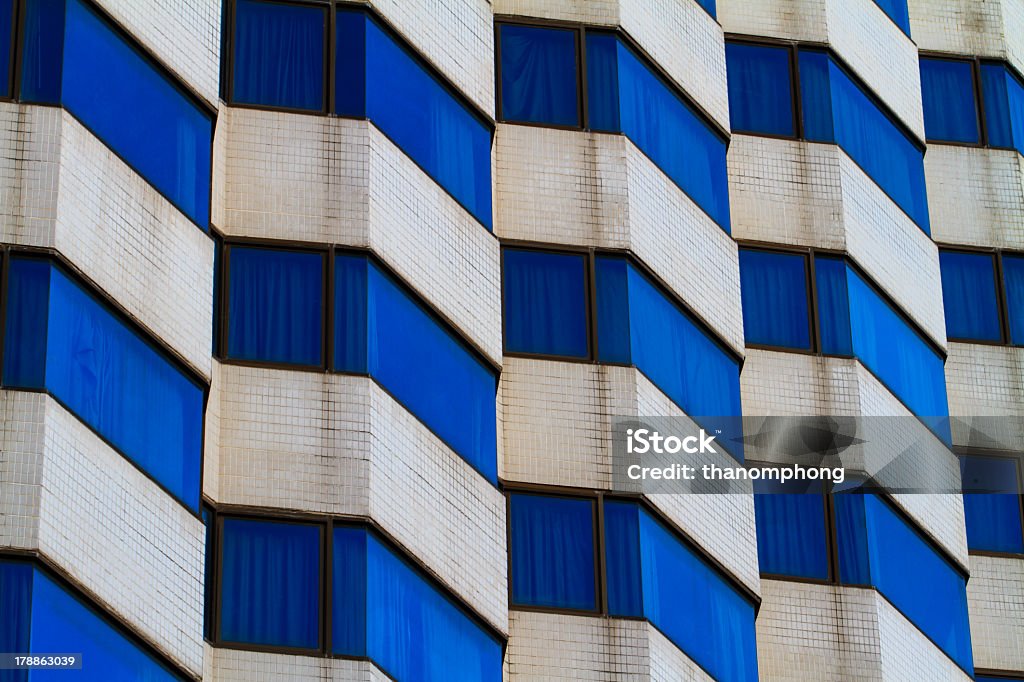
726,43 -> 795,137
960,454 -> 1024,554
739,250 -> 811,350
920,59 -> 980,144
939,251 -> 1001,342
503,250 -> 588,358
499,25 -> 578,127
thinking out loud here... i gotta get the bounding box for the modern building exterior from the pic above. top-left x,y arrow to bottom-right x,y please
0,0 -> 1022,680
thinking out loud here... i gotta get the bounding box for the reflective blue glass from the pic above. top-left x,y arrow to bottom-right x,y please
585,32 -> 619,132
695,0 -> 716,18
833,493 -> 870,585
503,249 -> 588,358
871,0 -> 911,36
232,0 -> 325,111
798,50 -> 834,142
3,258 -> 204,510
636,507 -> 758,682
61,0 -> 212,227
331,526 -> 367,656
814,256 -> 852,355
19,0 -> 65,104
587,34 -> 731,231
981,63 -> 1024,154
333,9 -> 365,117
509,494 -> 596,611
738,249 -> 811,349
0,0 -> 9,97
0,561 -> 32,682
726,43 -> 794,137
939,251 -> 1001,342
960,454 -> 1024,554
920,58 -> 979,143
1004,255 -> 1024,344
753,481 -> 829,580
227,247 -> 323,366
499,25 -> 578,127
594,256 -> 631,364
355,12 -> 492,227
603,500 -> 643,616
333,254 -> 368,373
219,519 -> 321,650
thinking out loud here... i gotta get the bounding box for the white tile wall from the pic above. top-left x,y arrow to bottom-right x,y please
967,554 -> 1024,672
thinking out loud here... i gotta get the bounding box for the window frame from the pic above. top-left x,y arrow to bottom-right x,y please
938,244 -> 1024,347
955,446 -> 1024,559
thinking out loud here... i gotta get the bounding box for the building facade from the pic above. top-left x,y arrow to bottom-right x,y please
0,0 -> 1021,680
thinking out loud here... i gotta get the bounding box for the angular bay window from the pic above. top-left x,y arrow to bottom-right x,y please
754,488 -> 974,673
920,58 -> 980,144
959,453 -> 1024,554
725,42 -> 795,137
938,248 -> 1024,346
497,23 -> 731,232
3,255 -> 205,511
508,492 -> 759,682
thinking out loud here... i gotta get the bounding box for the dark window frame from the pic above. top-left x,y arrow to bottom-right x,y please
954,446 -> 1024,559
938,244 -> 1024,347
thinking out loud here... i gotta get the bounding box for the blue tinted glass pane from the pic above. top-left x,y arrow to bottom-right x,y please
624,263 -> 743,426
334,9 -> 365,117
846,267 -> 950,426
366,535 -> 502,682
960,455 -> 1024,553
509,494 -> 596,610
753,490 -> 829,580
739,250 -> 810,349
920,59 -> 979,143
638,509 -> 758,682
594,256 -> 631,363
0,561 -> 32,669
603,500 -> 643,616
365,264 -> 498,483
220,519 -> 320,649
227,248 -> 323,366
0,0 -> 9,97
499,25 -> 578,127
814,256 -> 852,355
862,496 -> 974,672
3,258 -> 50,388
726,43 -> 794,137
364,16 -> 492,227
695,0 -> 716,18
332,526 -> 367,656
30,568 -> 183,681
201,508 -> 214,641
45,263 -> 204,510
1004,255 -> 1024,345
585,32 -> 619,132
614,39 -> 731,231
939,251 -> 1001,342
827,58 -> 929,232
981,63 -> 1024,153
19,0 -> 64,104
62,0 -> 212,227
503,250 -> 588,358
798,50 -> 834,142
232,0 -> 325,111
871,0 -> 911,36
833,494 -> 871,585
333,254 -> 368,373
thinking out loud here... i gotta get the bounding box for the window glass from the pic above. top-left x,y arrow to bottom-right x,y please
201,508 -> 215,641
0,561 -> 32,662
502,250 -> 588,358
509,494 -> 596,611
231,0 -> 325,111
726,43 -> 794,137
219,519 -> 321,649
920,58 -> 979,143
753,480 -> 830,580
814,256 -> 852,355
19,0 -> 65,103
0,0 -> 13,97
1004,255 -> 1024,344
960,454 -> 1024,553
499,24 -> 578,127
227,247 -> 324,366
981,63 -> 1024,154
695,0 -> 716,18
594,256 -> 631,363
939,251 -> 1001,342
62,0 -> 212,227
738,249 -> 811,349
871,0 -> 911,36
603,500 -> 643,616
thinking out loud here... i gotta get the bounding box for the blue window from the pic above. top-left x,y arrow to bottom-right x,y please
753,479 -> 830,580
920,58 -> 980,143
738,249 -> 811,350
871,0 -> 911,36
498,25 -> 578,127
336,10 -> 492,228
1,559 -> 186,680
834,494 -> 973,672
332,254 -> 497,483
981,62 -> 1024,154
799,50 -> 929,233
509,494 -> 597,611
939,251 -> 1001,342
959,454 -> 1024,554
19,0 -> 65,103
3,256 -> 204,510
1004,255 -> 1024,344
0,0 -> 12,97
226,247 -> 324,367
502,249 -> 588,358
219,518 -> 321,650
332,528 -> 502,682
587,33 -> 730,230
59,0 -> 212,227
231,0 -> 325,111
726,43 -> 795,137
814,256 -> 853,356
695,0 -> 716,18
603,501 -> 758,682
